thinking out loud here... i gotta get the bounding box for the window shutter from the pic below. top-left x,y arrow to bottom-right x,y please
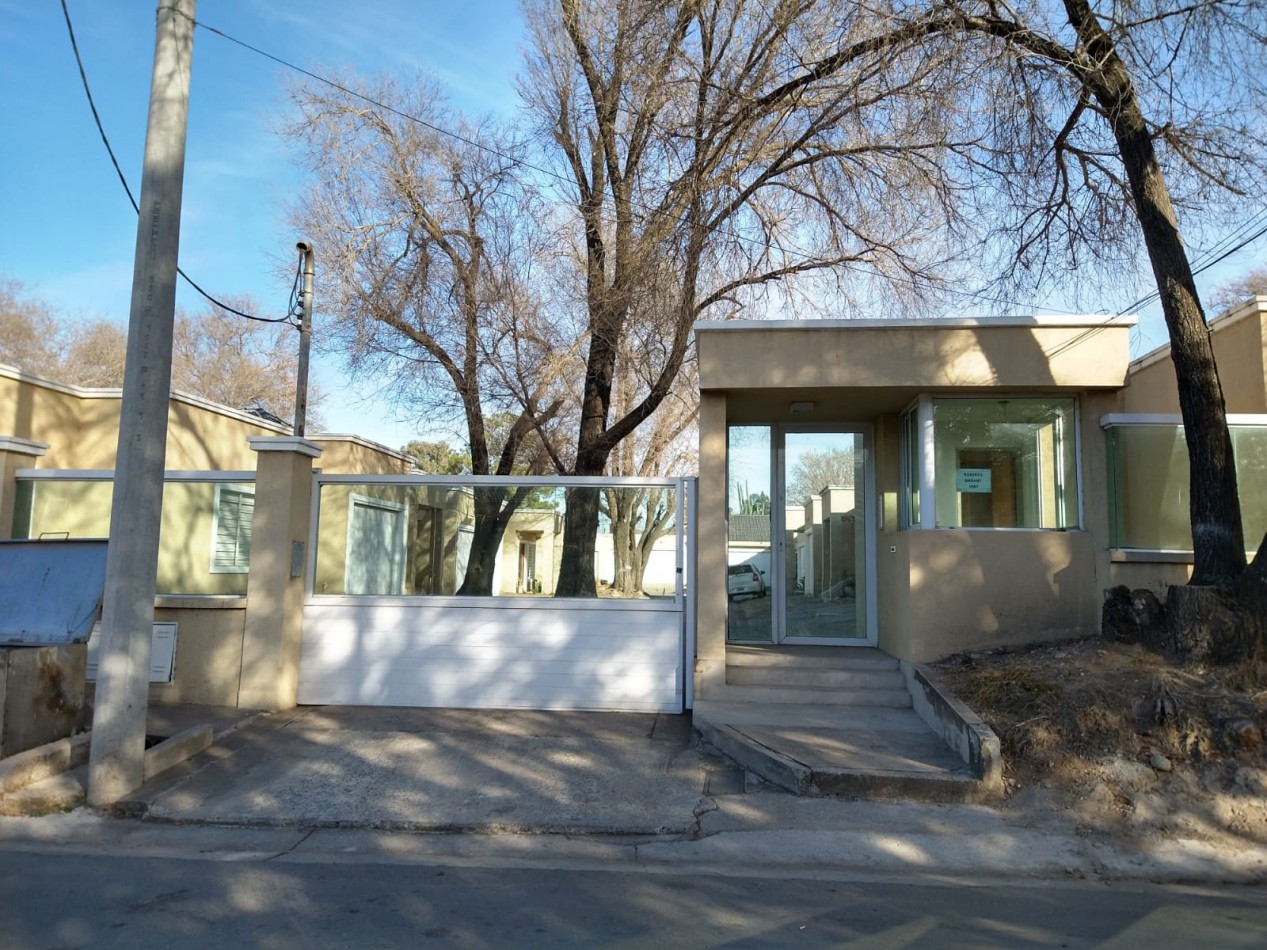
213,487 -> 254,571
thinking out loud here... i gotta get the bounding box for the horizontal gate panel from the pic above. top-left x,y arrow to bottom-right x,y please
299,603 -> 683,712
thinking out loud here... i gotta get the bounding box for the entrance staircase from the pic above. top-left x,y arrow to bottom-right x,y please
694,645 -> 1001,801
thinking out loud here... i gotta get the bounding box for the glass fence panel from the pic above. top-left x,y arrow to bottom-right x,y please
1108,424 -> 1267,551
15,478 -> 255,595
313,481 -> 679,599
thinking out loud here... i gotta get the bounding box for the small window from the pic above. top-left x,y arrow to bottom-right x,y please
211,484 -> 254,573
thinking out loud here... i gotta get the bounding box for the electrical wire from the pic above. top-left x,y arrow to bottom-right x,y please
183,11 -> 1077,318
60,0 -> 296,327
1119,211 -> 1267,314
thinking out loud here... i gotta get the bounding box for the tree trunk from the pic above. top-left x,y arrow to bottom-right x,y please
555,485 -> 601,597
1063,0 -> 1246,585
456,486 -> 524,596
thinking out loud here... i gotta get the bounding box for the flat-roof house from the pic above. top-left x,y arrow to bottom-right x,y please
693,299 -> 1267,705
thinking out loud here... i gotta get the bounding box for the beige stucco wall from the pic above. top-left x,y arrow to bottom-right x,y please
149,599 -> 247,706
1121,298 -> 1267,414
1108,559 -> 1193,593
695,391 -> 729,696
0,365 -> 288,470
311,436 -> 415,475
697,318 -> 1134,393
880,529 -> 1098,662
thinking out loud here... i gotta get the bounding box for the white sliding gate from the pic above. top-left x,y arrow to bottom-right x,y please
298,475 -> 694,713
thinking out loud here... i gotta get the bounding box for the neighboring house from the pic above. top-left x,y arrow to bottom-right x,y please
0,363 -> 690,713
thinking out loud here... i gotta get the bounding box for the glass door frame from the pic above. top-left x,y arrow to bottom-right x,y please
773,423 -> 878,646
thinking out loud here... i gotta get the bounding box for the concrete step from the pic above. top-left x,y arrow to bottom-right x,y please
693,701 -> 989,803
725,646 -> 899,672
706,682 -> 913,707
726,666 -> 907,691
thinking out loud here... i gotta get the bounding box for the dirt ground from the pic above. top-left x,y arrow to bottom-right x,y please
932,637 -> 1267,845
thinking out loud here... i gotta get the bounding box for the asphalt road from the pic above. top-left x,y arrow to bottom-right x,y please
2,846 -> 1265,949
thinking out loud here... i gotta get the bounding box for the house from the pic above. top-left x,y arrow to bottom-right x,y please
0,362 -> 416,709
693,298 -> 1267,703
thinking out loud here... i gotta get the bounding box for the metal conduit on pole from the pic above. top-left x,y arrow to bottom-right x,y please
293,240 -> 314,437
88,0 -> 196,806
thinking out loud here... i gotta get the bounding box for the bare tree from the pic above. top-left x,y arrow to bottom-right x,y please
0,279 -> 62,378
889,0 -> 1267,583
1209,265 -> 1267,317
524,0 -> 966,594
61,320 -> 127,388
171,300 -> 317,423
1,280 -> 313,421
601,333 -> 697,593
786,447 -> 856,504
286,75 -> 579,594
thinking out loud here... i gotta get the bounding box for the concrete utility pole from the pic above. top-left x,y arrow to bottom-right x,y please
88,0 -> 196,806
293,240 -> 314,437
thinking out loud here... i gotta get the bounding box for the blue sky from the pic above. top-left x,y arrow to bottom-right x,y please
1,2 -> 1264,450
0,0 -> 525,448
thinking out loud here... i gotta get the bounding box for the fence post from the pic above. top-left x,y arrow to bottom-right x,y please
238,437 -> 322,709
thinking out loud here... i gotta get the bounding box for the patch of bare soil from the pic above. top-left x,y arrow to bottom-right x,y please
933,637 -> 1267,845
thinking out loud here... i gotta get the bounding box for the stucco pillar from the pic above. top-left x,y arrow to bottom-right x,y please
695,392 -> 728,699
238,436 -> 322,710
0,437 -> 48,538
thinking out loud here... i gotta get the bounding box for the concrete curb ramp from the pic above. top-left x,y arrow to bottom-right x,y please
0,724 -> 215,815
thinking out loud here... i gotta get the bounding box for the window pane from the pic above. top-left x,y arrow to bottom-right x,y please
727,426 -> 773,642
933,398 -> 1079,529
15,478 -> 255,595
1108,424 -> 1267,551
313,481 -> 678,599
901,407 -> 920,528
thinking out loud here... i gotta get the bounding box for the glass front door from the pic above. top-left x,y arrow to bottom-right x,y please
726,424 -> 874,645
779,429 -> 871,643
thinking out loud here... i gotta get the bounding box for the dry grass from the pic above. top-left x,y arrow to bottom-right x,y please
934,637 -> 1267,843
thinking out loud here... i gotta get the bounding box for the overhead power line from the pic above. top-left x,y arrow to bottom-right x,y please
60,0 -> 296,327
182,10 -> 1082,318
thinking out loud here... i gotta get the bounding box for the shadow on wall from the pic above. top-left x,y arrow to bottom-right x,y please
907,529 -> 1097,660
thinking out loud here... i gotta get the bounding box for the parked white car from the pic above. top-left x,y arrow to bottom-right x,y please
727,563 -> 766,599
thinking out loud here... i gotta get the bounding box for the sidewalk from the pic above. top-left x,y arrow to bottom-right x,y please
2,705 -> 1265,884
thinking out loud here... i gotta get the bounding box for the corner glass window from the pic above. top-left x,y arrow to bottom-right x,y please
932,398 -> 1079,529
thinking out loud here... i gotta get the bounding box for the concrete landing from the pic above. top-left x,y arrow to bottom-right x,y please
693,700 -> 985,802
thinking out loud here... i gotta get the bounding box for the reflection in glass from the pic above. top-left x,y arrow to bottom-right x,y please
1108,424 -> 1266,551
727,426 -> 773,642
932,398 -> 1078,529
313,482 -> 678,599
783,431 -> 867,641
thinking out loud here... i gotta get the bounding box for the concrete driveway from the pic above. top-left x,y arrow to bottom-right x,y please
131,706 -> 716,836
